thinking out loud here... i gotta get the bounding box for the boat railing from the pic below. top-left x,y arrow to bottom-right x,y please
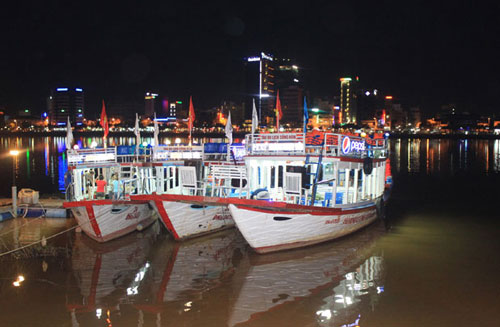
67,147 -> 118,165
202,143 -> 245,163
207,164 -> 249,197
246,132 -> 388,158
245,133 -> 306,155
152,145 -> 203,161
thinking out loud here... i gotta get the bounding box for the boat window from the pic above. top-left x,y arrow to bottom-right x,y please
286,166 -> 309,189
270,166 -> 275,189
338,170 -> 346,186
169,167 -> 175,189
318,164 -> 323,181
278,166 -> 283,187
273,216 -> 292,221
111,206 -> 128,214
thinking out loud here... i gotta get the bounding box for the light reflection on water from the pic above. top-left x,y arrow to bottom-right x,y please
389,138 -> 500,175
0,136 -> 221,197
0,219 -> 387,327
0,137 -> 499,326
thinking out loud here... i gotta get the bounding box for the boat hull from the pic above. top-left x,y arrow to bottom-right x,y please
228,201 -> 379,254
64,200 -> 157,242
152,199 -> 234,240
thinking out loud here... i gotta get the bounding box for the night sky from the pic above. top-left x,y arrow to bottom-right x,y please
1,1 -> 499,117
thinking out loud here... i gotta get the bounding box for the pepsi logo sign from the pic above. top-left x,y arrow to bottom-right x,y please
341,136 -> 366,154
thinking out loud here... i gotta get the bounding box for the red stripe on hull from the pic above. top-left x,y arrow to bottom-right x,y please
64,199 -> 150,208
231,203 -> 376,216
153,199 -> 180,240
85,204 -> 102,238
146,193 -> 377,214
156,244 -> 180,303
88,254 -> 102,306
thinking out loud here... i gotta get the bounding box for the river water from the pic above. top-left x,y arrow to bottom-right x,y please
0,137 -> 499,326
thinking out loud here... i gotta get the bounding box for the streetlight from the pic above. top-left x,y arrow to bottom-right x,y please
9,150 -> 19,217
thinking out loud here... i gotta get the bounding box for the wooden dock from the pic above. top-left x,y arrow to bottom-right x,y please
0,197 -> 69,221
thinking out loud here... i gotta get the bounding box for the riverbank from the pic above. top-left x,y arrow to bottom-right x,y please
1,130 -> 500,139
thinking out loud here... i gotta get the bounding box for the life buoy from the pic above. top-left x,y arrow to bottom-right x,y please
363,157 -> 373,175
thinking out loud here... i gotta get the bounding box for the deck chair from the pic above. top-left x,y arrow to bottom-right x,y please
284,172 -> 302,203
179,166 -> 204,195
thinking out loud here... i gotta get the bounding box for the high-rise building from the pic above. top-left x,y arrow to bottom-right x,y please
339,77 -> 358,125
244,52 -> 275,125
280,86 -> 304,125
145,92 -> 159,117
274,58 -> 303,125
48,87 -> 85,126
274,58 -> 301,88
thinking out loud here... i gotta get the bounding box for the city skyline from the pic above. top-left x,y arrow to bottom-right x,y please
1,1 -> 498,116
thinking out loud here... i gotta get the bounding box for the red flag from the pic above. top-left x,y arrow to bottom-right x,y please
188,96 -> 195,131
100,100 -> 109,138
275,90 -> 282,130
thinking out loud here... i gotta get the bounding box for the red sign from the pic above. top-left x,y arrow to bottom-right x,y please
305,131 -> 324,145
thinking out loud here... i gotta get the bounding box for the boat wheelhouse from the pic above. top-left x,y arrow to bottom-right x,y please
63,146 -> 158,242
227,131 -> 391,254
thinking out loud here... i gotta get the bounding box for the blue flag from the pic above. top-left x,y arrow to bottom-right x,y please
303,97 -> 309,134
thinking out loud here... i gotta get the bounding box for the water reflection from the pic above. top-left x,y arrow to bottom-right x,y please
389,138 -> 500,176
132,229 -> 245,326
67,222 -> 160,326
229,223 -> 385,327
67,226 -> 245,326
316,256 -> 384,327
65,224 -> 386,327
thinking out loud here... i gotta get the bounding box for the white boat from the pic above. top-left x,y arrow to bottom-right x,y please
63,146 -> 158,242
133,143 -> 246,240
227,132 -> 391,253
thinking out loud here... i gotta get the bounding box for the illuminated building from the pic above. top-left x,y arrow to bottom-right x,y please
168,100 -> 183,120
145,92 -> 159,117
220,101 -> 244,125
310,97 -> 336,129
408,107 -> 422,128
244,52 -> 275,124
48,87 -> 85,126
339,77 -> 358,125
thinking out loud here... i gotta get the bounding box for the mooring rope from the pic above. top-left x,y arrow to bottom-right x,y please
0,202 -> 48,238
0,211 -> 102,258
0,223 -> 81,258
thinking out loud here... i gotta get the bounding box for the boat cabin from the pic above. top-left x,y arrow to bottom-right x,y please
244,132 -> 389,208
66,146 -> 160,201
151,143 -> 247,197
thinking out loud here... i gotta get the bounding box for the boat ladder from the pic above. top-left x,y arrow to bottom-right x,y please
305,150 -> 323,206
